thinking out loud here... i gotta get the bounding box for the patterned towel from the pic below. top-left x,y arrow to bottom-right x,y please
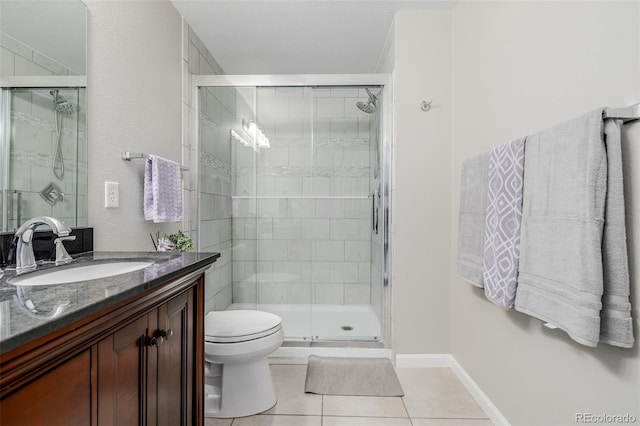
482,138 -> 526,308
144,155 -> 183,223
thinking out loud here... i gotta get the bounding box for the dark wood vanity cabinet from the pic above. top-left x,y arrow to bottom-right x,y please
98,288 -> 195,426
0,272 -> 205,426
1,349 -> 93,425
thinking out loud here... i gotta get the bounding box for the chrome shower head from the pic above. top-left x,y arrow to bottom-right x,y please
50,90 -> 79,115
357,100 -> 376,114
356,88 -> 380,114
55,102 -> 79,115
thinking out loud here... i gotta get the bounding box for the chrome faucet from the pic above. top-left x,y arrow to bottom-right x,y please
11,216 -> 75,273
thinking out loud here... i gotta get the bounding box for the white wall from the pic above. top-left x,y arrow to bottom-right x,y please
451,1 -> 640,424
379,10 -> 453,354
86,0 -> 183,250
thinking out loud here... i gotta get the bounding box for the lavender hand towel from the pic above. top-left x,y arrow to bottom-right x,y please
482,137 -> 526,308
457,153 -> 490,287
144,155 -> 183,223
600,119 -> 633,348
515,110 -> 607,347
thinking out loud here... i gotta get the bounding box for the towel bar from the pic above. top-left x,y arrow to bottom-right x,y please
121,151 -> 189,171
603,103 -> 640,123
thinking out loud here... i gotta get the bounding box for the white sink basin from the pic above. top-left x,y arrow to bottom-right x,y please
8,261 -> 153,286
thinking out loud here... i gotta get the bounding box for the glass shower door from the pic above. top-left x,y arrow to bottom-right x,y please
197,81 -> 385,344
308,86 -> 381,341
253,86 -> 314,340
1,87 -> 86,232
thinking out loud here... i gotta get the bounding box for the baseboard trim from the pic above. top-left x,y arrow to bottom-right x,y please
395,354 -> 510,426
395,354 -> 452,368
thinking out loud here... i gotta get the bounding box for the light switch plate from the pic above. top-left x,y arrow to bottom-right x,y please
105,181 -> 119,208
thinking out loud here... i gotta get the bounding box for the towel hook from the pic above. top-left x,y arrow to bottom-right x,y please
420,100 -> 433,112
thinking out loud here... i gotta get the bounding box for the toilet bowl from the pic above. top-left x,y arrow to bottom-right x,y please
204,310 -> 284,418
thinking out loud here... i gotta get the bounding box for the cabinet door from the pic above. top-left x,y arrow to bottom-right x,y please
156,288 -> 194,426
97,314 -> 151,426
0,350 -> 92,426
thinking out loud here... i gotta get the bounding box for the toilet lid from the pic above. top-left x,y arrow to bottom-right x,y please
205,310 -> 282,343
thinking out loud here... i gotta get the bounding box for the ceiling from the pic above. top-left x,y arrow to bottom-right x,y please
171,0 -> 456,75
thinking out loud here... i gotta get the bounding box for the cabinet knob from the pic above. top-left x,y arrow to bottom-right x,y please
148,335 -> 164,347
148,329 -> 172,347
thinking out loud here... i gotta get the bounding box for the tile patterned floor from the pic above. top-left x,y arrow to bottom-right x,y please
205,364 -> 494,426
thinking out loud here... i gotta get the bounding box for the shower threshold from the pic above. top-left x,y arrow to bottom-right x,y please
226,303 -> 382,342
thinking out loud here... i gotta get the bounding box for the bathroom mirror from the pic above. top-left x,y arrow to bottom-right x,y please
0,0 -> 87,233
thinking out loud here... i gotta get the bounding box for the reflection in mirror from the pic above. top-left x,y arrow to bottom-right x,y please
1,87 -> 87,232
0,1 -> 87,233
0,1 -> 86,77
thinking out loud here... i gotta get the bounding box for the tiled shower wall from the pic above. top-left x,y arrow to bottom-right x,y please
181,21 -> 232,313
1,33 -> 87,232
232,87 -> 376,306
6,89 -> 87,231
1,32 -> 81,76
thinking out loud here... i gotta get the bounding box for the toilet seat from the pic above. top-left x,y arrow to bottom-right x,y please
205,310 -> 282,343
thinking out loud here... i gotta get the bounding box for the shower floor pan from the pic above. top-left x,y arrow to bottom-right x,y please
226,303 -> 381,341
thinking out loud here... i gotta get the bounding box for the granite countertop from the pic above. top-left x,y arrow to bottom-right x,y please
0,251 -> 220,356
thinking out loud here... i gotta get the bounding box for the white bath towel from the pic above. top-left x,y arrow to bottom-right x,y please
144,155 -> 183,223
457,153 -> 490,287
482,137 -> 526,309
515,109 -> 608,347
599,119 -> 633,348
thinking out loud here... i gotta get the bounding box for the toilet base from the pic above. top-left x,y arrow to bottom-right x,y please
205,357 -> 277,418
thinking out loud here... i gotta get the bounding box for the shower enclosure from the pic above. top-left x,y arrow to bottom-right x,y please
0,86 -> 87,232
195,75 -> 390,344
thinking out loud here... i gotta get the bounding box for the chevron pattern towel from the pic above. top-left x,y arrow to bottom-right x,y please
482,137 -> 526,309
144,155 -> 183,223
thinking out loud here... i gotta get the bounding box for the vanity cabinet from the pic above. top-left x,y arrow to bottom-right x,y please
0,349 -> 93,425
98,288 -> 195,426
0,270 -> 205,426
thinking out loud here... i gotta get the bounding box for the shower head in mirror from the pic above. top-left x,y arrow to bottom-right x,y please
356,88 -> 380,114
50,90 -> 79,115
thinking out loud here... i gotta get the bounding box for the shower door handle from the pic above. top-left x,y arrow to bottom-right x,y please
371,191 -> 379,235
1,189 -> 8,232
2,189 -> 22,231
14,190 -> 21,228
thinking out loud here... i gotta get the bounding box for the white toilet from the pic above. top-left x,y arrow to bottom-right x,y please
204,310 -> 284,418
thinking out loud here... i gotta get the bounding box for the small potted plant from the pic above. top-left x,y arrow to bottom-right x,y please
151,230 -> 193,252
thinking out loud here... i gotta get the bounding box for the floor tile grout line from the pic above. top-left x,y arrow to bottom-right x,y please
400,395 -> 412,422
321,414 -> 412,419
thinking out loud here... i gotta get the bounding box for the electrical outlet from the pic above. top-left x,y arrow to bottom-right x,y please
105,181 -> 119,208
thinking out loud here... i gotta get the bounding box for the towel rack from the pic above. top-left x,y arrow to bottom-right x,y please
603,103 -> 640,123
121,150 -> 189,171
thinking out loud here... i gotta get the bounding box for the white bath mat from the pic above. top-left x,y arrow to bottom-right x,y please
304,355 -> 404,397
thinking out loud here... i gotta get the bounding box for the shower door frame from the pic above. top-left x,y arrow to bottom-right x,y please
193,74 -> 393,346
